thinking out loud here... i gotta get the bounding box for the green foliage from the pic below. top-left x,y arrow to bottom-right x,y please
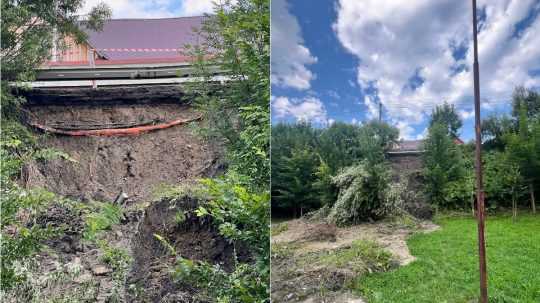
441,148 -> 475,210
228,105 -> 270,188
271,121 -> 398,216
168,1 -> 270,300
484,151 -> 526,209
0,0 -> 111,295
83,202 -> 123,241
185,0 -> 269,189
505,101 -> 540,185
173,258 -> 266,303
0,188 -> 57,290
511,86 -> 540,121
1,0 -> 111,81
272,148 -> 320,214
312,158 -> 336,207
0,105 -> 64,290
422,123 -> 466,208
197,178 -> 269,260
98,241 -> 133,302
181,178 -> 270,302
329,162 -> 400,225
481,114 -> 514,150
429,101 -> 463,138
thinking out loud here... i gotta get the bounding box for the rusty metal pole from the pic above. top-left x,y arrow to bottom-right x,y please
379,101 -> 382,122
471,0 -> 488,302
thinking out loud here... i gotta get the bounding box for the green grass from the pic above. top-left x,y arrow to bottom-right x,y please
356,213 -> 540,303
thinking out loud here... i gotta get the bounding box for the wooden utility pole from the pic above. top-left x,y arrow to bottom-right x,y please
378,101 -> 382,122
471,0 -> 488,302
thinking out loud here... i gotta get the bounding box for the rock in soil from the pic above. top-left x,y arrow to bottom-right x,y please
92,265 -> 113,276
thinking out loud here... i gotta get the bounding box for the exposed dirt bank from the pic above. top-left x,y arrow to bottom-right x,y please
23,103 -> 223,204
127,195 -> 249,302
271,218 -> 439,303
5,101 -> 230,302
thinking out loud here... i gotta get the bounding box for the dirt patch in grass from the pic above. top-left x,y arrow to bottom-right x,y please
271,217 -> 439,303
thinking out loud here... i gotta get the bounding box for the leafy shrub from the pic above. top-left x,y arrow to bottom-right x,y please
175,178 -> 270,302
329,162 -> 400,225
0,122 -> 60,290
83,202 -> 123,240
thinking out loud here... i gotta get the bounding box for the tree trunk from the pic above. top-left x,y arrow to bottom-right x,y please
512,195 -> 517,223
471,193 -> 475,218
530,183 -> 536,214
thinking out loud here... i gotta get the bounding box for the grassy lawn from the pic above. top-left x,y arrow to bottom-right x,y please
356,213 -> 540,303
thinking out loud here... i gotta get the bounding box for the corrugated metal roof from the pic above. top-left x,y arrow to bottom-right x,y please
391,140 -> 424,152
83,16 -> 205,60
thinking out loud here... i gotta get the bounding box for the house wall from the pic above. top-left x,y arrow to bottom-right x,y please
52,36 -> 91,62
387,153 -> 423,178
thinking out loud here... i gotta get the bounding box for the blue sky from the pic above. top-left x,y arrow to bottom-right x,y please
271,0 -> 540,140
80,0 -> 217,19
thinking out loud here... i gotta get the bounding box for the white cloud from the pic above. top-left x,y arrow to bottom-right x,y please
363,95 -> 379,120
327,90 -> 340,99
272,96 -> 328,123
415,127 -> 428,140
396,121 -> 415,140
351,118 -> 358,124
179,0 -> 215,16
80,0 -> 175,18
328,119 -> 336,125
334,0 -> 540,135
271,0 -> 317,90
80,0 -> 223,18
459,109 -> 475,120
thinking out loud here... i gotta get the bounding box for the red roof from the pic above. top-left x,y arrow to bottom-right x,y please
45,16 -> 207,67
453,137 -> 464,145
84,16 -> 205,61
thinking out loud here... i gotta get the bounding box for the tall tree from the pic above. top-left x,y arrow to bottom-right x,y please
481,114 -> 514,150
273,148 -> 320,217
423,123 -> 465,207
512,86 -> 540,121
429,102 -> 463,138
506,101 -> 539,213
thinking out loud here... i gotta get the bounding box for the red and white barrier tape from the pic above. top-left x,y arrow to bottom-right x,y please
51,48 -> 183,56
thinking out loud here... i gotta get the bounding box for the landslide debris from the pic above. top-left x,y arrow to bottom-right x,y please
126,194 -> 250,302
23,103 -> 223,204
270,218 -> 439,303
5,102 -> 232,302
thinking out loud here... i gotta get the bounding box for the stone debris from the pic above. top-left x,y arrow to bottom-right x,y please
92,265 -> 112,276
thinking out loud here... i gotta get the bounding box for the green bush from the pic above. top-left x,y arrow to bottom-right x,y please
83,202 -> 123,241
329,162 -> 400,225
164,178 -> 271,302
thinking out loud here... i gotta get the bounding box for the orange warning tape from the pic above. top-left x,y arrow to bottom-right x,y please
30,115 -> 202,137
